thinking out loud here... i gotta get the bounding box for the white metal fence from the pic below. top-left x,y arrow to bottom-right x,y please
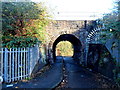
0,44 -> 40,83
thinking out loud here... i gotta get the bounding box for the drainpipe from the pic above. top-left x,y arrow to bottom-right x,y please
84,20 -> 87,29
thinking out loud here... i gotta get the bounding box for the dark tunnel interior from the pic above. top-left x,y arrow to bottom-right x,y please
52,34 -> 82,61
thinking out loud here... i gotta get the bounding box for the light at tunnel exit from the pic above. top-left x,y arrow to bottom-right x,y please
56,41 -> 74,57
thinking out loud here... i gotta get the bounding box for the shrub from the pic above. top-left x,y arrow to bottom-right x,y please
2,36 -> 41,48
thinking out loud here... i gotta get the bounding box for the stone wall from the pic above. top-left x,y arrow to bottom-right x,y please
87,44 -> 116,79
45,20 -> 119,80
45,20 -> 88,63
45,20 -> 96,65
45,20 -> 93,45
105,38 -> 120,64
30,44 -> 47,75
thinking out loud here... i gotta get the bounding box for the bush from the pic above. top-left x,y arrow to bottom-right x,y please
2,2 -> 50,47
2,36 -> 41,48
99,1 -> 120,39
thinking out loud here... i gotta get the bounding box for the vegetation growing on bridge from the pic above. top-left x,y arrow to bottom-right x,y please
1,2 -> 50,48
98,1 -> 120,85
99,1 -> 120,39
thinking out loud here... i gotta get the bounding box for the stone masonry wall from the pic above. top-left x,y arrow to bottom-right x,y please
45,20 -> 94,64
45,20 -> 93,47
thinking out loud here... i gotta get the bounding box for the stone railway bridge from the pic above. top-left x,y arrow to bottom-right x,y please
43,20 -> 118,79
1,20 -> 119,86
45,20 -> 99,65
42,19 -> 120,80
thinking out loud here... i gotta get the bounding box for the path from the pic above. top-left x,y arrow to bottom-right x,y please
55,56 -> 116,88
2,57 -> 63,89
2,56 -> 116,89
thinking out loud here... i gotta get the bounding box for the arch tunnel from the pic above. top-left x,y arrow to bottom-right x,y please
52,34 -> 82,62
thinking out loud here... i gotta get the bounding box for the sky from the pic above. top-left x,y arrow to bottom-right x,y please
32,0 -> 116,20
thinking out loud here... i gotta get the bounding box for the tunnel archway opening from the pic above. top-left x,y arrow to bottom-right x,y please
56,41 -> 74,57
52,34 -> 82,62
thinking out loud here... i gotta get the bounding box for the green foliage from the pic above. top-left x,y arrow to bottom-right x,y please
116,77 -> 120,86
99,59 -> 104,67
25,77 -> 32,80
2,2 -> 38,35
99,1 -> 120,39
99,30 -> 113,43
98,47 -> 112,67
98,1 -> 120,86
2,36 -> 40,48
113,65 -> 120,86
102,13 -> 120,39
2,2 -> 50,47
56,41 -> 74,56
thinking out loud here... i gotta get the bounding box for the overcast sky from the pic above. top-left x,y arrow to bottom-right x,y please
32,0 -> 115,20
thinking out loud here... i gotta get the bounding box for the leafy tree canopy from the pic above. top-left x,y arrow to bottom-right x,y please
2,2 -> 50,47
99,1 -> 120,39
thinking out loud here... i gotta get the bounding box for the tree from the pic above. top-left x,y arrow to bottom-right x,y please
2,2 -> 50,47
2,2 -> 49,36
100,1 -> 120,39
